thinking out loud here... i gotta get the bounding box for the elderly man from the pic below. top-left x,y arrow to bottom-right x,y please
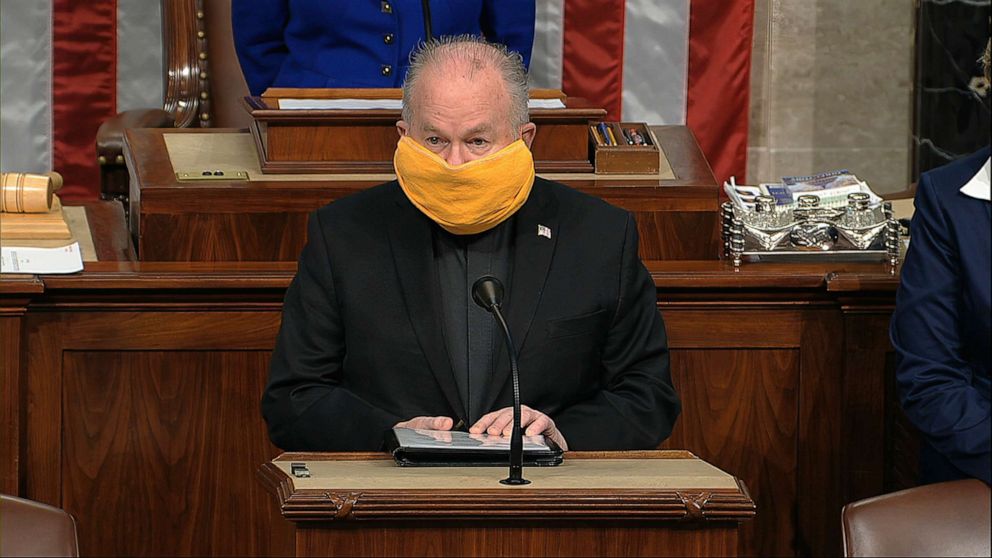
262,37 -> 680,452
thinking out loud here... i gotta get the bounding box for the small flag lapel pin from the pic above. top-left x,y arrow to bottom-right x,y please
537,224 -> 552,239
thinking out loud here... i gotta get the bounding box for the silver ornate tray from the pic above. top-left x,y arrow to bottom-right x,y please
721,194 -> 900,268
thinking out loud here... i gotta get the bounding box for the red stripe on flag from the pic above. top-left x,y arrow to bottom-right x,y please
686,0 -> 755,186
52,0 -> 117,200
561,0 -> 626,121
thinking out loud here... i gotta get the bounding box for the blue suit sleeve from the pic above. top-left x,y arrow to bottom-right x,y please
232,0 -> 291,96
481,0 -> 535,68
890,173 -> 992,483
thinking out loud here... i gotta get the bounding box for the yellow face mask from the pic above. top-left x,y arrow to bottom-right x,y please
393,135 -> 535,235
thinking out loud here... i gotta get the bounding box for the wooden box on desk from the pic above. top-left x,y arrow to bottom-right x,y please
244,88 -> 605,174
591,122 -> 661,174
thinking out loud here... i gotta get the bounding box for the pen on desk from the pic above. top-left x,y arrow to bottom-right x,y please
605,125 -> 618,147
597,123 -> 612,146
591,125 -> 605,146
620,127 -> 634,145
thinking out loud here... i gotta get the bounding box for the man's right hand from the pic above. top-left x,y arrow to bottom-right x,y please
394,416 -> 454,431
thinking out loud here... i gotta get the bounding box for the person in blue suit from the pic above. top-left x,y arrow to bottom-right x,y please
232,0 -> 536,96
890,138 -> 991,485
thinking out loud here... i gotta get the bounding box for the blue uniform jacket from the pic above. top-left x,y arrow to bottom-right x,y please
890,146 -> 991,485
233,0 -> 536,96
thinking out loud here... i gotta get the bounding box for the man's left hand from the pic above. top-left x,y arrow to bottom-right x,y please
469,405 -> 568,451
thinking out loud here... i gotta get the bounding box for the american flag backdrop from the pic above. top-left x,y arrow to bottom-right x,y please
0,0 -> 754,201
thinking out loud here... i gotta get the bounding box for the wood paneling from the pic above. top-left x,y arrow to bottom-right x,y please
23,312 -> 64,507
662,308 -> 805,349
841,313 -> 893,504
22,306 -> 291,557
0,275 -> 38,495
632,210 -> 719,260
297,522 -> 739,557
140,213 -> 310,261
61,350 -> 291,556
0,310 -> 28,494
82,201 -> 136,261
796,309 -> 845,557
0,317 -> 19,493
662,350 -> 799,558
4,260 -> 909,558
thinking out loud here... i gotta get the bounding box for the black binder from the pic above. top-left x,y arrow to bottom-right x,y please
385,427 -> 564,467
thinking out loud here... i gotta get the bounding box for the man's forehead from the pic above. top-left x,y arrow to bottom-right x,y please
421,121 -> 495,134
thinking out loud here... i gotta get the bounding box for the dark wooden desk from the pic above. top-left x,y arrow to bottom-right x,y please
124,126 -> 720,261
77,200 -> 137,261
260,451 -> 755,557
0,257 -> 910,557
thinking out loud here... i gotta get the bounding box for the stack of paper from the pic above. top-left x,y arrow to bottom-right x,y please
1,242 -> 83,274
725,170 -> 882,210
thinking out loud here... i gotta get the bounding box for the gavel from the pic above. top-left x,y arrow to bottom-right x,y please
0,171 -> 64,213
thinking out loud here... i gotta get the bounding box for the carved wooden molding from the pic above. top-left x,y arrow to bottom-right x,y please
257,458 -> 756,524
162,0 -> 211,128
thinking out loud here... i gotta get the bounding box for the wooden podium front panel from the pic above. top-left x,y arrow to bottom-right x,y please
297,521 -> 739,557
125,126 -> 718,261
260,452 -> 753,557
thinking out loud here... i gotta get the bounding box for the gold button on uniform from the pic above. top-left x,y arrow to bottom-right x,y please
381,65 -> 393,77
383,33 -> 394,45
381,1 -> 392,14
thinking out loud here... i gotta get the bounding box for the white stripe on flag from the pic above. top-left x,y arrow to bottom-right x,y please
529,0 -> 564,90
117,0 -> 165,113
0,0 -> 53,174
621,0 -> 690,124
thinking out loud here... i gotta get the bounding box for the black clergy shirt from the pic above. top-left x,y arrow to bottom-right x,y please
433,218 -> 514,425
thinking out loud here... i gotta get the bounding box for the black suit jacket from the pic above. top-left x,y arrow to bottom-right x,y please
263,177 -> 680,451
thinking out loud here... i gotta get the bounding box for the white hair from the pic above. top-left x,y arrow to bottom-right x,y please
401,35 -> 529,131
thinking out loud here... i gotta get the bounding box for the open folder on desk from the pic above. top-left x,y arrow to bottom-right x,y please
386,427 -> 564,467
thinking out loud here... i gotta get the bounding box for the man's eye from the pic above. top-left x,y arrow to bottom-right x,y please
426,137 -> 444,145
470,138 -> 488,147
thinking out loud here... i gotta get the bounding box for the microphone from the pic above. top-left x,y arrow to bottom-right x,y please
472,275 -> 529,485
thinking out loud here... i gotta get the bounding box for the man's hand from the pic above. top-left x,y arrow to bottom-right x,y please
394,416 -> 454,431
470,405 -> 569,451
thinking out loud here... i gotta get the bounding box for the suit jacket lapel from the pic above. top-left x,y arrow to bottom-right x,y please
386,186 -> 466,423
482,180 -> 560,412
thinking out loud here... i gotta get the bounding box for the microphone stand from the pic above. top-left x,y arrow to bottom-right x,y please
472,276 -> 529,485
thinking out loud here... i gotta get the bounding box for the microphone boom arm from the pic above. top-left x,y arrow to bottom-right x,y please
490,304 -> 527,485
472,275 -> 529,485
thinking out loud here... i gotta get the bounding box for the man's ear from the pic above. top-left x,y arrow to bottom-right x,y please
396,120 -> 409,138
520,122 -> 537,148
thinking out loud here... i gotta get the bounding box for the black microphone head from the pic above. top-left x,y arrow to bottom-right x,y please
471,276 -> 504,311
